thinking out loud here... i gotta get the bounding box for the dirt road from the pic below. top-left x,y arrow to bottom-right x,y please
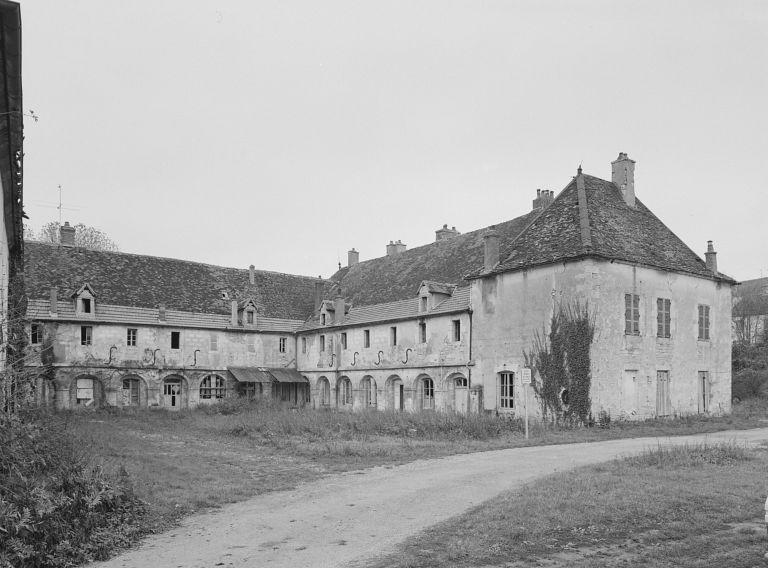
91,428 -> 768,568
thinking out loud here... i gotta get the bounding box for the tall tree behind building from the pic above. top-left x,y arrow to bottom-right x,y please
34,221 -> 120,252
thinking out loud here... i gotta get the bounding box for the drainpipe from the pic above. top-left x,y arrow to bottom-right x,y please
467,306 -> 473,412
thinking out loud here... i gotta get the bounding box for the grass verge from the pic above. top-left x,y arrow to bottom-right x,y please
365,441 -> 768,568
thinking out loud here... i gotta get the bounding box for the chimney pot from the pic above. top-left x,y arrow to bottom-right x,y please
249,264 -> 255,284
386,240 -> 407,256
347,248 -> 359,267
333,295 -> 345,323
314,281 -> 324,311
158,303 -> 167,322
231,300 -> 238,326
705,241 -> 718,274
60,221 -> 76,246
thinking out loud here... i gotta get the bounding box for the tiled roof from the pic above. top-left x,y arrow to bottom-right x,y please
26,299 -> 304,333
298,286 -> 470,332
484,173 -> 735,283
330,213 -> 538,305
24,242 -> 324,320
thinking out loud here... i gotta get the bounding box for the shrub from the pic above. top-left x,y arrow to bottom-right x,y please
0,411 -> 147,567
732,369 -> 768,402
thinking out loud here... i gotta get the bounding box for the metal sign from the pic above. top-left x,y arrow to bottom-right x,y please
522,368 -> 532,385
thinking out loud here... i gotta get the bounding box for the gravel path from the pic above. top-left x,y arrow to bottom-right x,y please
90,428 -> 768,568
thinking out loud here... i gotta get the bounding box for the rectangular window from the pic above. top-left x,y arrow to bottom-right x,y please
127,328 -> 137,347
210,334 -> 218,351
656,298 -> 671,338
321,313 -> 326,325
419,321 -> 427,343
279,337 -> 287,353
82,298 -> 92,313
452,319 -> 461,342
247,336 -> 256,353
31,323 -> 41,345
420,296 -> 428,312
301,337 -> 307,354
320,335 -> 325,352
171,331 -> 180,349
246,311 -> 254,324
625,293 -> 640,335
364,329 -> 370,348
390,326 -> 397,346
341,332 -> 347,350
698,305 -> 710,340
499,372 -> 514,409
80,326 -> 92,346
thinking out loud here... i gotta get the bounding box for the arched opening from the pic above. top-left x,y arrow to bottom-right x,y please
199,374 -> 226,401
70,375 -> 104,408
361,376 -> 377,409
386,375 -> 404,411
162,375 -> 187,410
121,374 -> 147,407
317,376 -> 331,407
452,374 -> 468,414
419,376 -> 435,411
337,376 -> 353,408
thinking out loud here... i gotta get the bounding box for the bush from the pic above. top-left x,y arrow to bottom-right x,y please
0,411 -> 147,567
732,369 -> 768,402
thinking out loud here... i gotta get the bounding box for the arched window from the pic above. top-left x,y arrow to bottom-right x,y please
421,377 -> 434,410
76,377 -> 94,405
200,374 -> 225,399
318,377 -> 331,406
338,377 -> 352,406
361,377 -> 377,408
122,378 -> 140,406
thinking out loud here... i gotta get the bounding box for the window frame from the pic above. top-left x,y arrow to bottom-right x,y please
339,377 -> 352,406
319,335 -> 326,352
363,329 -> 370,348
80,325 -> 92,346
340,332 -> 347,350
390,326 -> 397,346
170,331 -> 181,350
421,377 -> 435,410
81,298 -> 92,314
624,293 -> 640,335
698,304 -> 710,340
419,321 -> 427,343
656,298 -> 671,338
499,371 -> 514,410
301,337 -> 307,354
210,333 -> 218,351
279,337 -> 287,353
200,374 -> 225,400
30,323 -> 41,345
126,328 -> 137,347
452,319 -> 461,342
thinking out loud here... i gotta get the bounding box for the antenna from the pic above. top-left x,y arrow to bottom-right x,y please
30,184 -> 80,223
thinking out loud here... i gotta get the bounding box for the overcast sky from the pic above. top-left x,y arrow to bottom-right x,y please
20,0 -> 768,281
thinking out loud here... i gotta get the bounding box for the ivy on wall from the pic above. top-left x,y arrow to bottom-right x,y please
524,301 -> 596,424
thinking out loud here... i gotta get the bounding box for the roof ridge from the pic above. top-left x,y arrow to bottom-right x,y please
575,171 -> 593,251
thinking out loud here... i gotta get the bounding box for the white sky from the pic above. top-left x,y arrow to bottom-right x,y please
19,0 -> 768,281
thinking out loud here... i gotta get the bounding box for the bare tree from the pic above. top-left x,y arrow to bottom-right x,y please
34,221 -> 120,252
733,279 -> 768,344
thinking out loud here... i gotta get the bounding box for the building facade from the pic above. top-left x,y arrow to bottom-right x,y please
24,153 -> 735,418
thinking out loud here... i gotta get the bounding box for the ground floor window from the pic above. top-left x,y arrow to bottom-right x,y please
339,377 -> 352,406
200,374 -> 225,399
239,381 -> 262,399
361,376 -> 377,407
76,377 -> 95,405
318,377 -> 331,405
122,378 -> 140,406
499,372 -> 514,409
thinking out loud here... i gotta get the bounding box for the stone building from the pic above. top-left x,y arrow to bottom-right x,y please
24,153 -> 735,418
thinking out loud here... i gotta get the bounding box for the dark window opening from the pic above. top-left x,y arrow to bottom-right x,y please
82,298 -> 91,313
127,328 -> 137,347
81,326 -> 92,346
171,331 -> 180,349
364,329 -> 370,348
452,320 -> 461,342
31,323 -> 41,345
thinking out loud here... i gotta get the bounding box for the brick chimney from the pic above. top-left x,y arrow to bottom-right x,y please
435,224 -> 460,241
705,241 -> 718,274
49,287 -> 58,316
60,221 -> 75,246
483,227 -> 500,271
314,280 -> 324,311
611,152 -> 636,207
386,240 -> 406,256
333,295 -> 345,324
158,303 -> 166,322
348,248 -> 359,267
532,189 -> 554,211
249,264 -> 255,285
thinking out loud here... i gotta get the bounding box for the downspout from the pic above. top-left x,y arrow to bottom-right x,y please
467,303 -> 473,412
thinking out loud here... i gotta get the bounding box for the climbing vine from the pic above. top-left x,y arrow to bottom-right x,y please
524,301 -> 596,425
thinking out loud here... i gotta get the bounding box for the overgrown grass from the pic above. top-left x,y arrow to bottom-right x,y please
368,442 -> 768,568
63,398 -> 768,548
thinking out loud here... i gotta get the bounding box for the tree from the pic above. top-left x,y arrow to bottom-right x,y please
34,221 -> 120,252
733,279 -> 768,345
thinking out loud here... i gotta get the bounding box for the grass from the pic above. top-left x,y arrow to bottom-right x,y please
367,441 -> 768,568
63,397 -> 768,536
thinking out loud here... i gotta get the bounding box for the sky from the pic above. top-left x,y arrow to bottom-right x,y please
18,0 -> 768,281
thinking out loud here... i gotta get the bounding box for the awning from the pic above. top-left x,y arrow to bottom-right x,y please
228,367 -> 308,384
268,368 -> 309,384
228,367 -> 273,383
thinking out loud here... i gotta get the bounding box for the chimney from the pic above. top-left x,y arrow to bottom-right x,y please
49,287 -> 58,316
705,241 -> 718,274
333,295 -> 345,324
483,227 -> 500,271
231,300 -> 238,326
314,281 -> 324,311
611,152 -> 636,207
532,189 -> 554,211
158,303 -> 166,322
249,264 -> 255,285
435,224 -> 460,241
348,248 -> 359,267
386,240 -> 407,256
60,221 -> 75,246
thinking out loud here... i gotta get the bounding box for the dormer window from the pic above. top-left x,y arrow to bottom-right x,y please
246,310 -> 254,325
321,313 -> 326,325
238,298 -> 258,327
71,283 -> 96,319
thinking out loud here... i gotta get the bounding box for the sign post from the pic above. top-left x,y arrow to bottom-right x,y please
522,368 -> 532,439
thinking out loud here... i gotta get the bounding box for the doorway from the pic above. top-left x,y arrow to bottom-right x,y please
163,378 -> 183,410
454,377 -> 468,414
